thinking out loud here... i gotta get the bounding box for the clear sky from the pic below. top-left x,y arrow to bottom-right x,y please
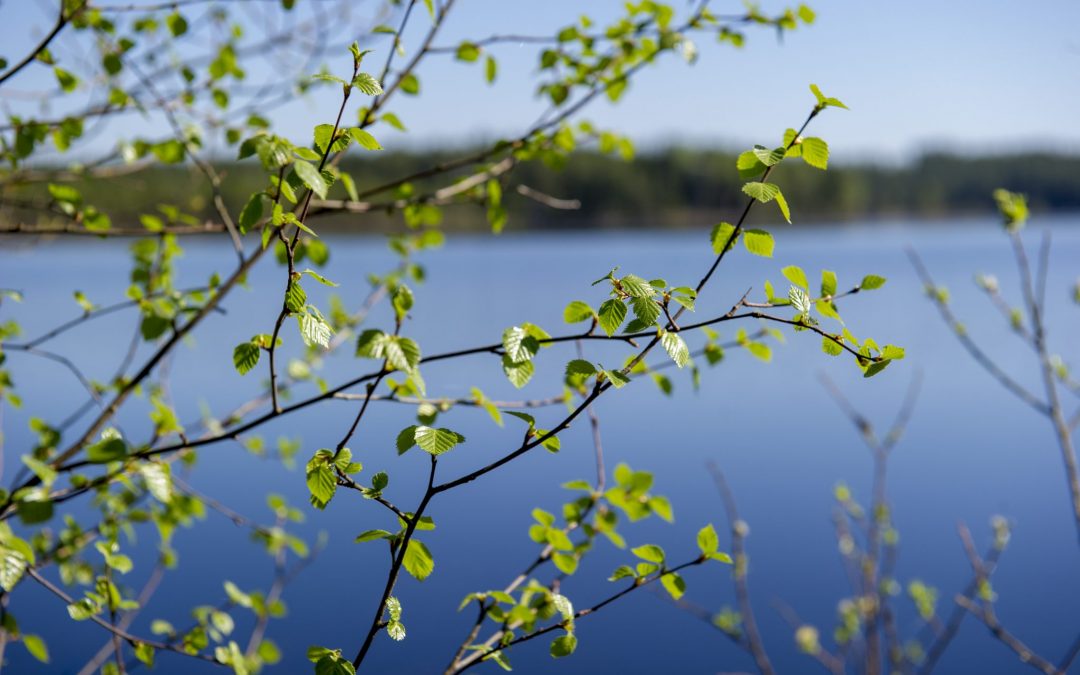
3,0 -> 1080,163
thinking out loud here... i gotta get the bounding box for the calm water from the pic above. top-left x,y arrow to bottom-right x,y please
2,216 -> 1079,674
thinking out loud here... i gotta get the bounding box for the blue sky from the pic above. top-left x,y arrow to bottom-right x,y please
3,0 -> 1080,162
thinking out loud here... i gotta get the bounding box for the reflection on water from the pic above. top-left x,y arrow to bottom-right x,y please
2,216 -> 1079,673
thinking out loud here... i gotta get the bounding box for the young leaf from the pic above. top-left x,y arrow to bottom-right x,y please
597,299 -> 627,336
660,572 -> 686,600
563,300 -> 595,324
821,270 -> 838,297
774,189 -> 791,223
233,342 -> 260,375
413,426 -> 465,455
293,161 -> 328,199
502,355 -> 534,389
659,330 -> 690,368
631,544 -> 665,564
630,296 -> 661,327
789,286 -> 811,315
800,137 -> 829,169
782,265 -> 809,290
741,181 -> 780,203
22,634 -> 49,663
550,634 -> 578,658
348,128 -> 382,150
860,274 -> 887,290
697,524 -> 719,555
565,359 -> 597,377
742,229 -> 774,257
238,193 -> 263,233
503,326 -> 540,363
352,73 -> 383,96
822,336 -> 844,356
710,222 -> 737,253
402,540 -> 434,581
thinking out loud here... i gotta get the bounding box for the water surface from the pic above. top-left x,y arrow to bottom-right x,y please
2,216 -> 1079,673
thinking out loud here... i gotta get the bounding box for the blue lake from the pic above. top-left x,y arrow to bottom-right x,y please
2,216 -> 1079,673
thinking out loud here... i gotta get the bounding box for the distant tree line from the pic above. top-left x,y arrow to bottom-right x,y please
6,150 -> 1080,233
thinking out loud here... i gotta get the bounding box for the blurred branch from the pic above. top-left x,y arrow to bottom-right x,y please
708,463 -> 775,675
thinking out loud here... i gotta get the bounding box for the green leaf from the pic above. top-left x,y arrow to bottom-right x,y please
297,313 -> 332,349
380,112 -> 406,132
0,544 -> 30,592
752,145 -> 785,166
631,297 -> 661,327
294,161 -> 328,199
402,540 -> 434,581
386,621 -> 406,641
800,137 -> 828,169
550,634 -> 578,658
789,286 -> 812,315
552,552 -> 578,575
384,336 -> 421,372
860,274 -> 887,290
631,544 -> 665,564
386,596 -> 403,621
348,128 -> 382,150
67,599 -> 100,621
775,189 -> 791,223
413,426 -> 464,456
233,342 -> 260,375
736,151 -> 766,178
546,528 -> 573,551
503,326 -> 540,363
660,572 -> 686,600
456,41 -> 481,62
166,12 -> 188,37
400,73 -> 420,95
306,464 -> 336,509
602,368 -> 631,389
87,437 -> 126,463
710,222 -> 737,254
139,462 -> 172,503
821,270 -> 838,297
782,265 -> 809,290
313,652 -> 356,675
565,359 -> 597,377
150,140 -> 184,164
23,634 -> 50,663
563,300 -> 595,324
354,529 -> 393,543
742,229 -> 774,257
810,83 -> 849,110
396,426 -> 417,455
238,193 -> 263,233
741,181 -> 780,203
619,274 -> 655,298
994,188 -> 1029,231
697,524 -> 719,555
881,344 -> 905,360
821,336 -> 844,356
659,330 -> 690,368
597,299 -> 627,336
502,355 -> 534,389
302,269 -> 338,286
54,67 -> 78,92
352,73 -> 383,96
863,360 -> 892,378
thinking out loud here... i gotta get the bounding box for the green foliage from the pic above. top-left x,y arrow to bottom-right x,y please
0,6 -> 918,673
993,188 -> 1029,231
